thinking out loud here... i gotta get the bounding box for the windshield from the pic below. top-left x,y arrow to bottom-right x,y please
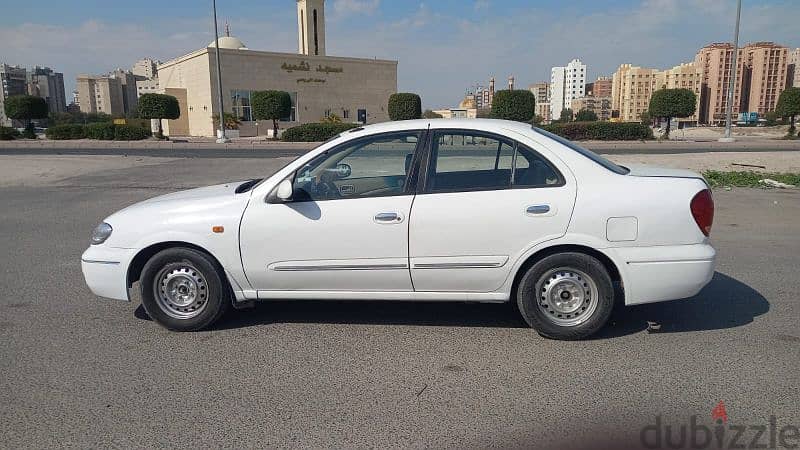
533,127 -> 630,175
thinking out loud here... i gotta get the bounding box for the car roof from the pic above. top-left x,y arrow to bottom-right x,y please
350,118 -> 536,135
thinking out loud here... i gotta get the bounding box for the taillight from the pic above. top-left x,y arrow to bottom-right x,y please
690,189 -> 714,237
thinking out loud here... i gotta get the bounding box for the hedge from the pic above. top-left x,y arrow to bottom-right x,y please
282,122 -> 360,142
114,124 -> 150,140
541,121 -> 654,141
85,122 -> 116,140
46,124 -> 86,140
0,126 -> 20,140
490,90 -> 535,122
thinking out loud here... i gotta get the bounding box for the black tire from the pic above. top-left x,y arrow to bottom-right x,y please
140,247 -> 230,331
516,252 -> 614,340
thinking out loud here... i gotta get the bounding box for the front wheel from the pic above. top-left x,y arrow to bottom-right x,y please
517,252 -> 615,340
140,247 -> 230,331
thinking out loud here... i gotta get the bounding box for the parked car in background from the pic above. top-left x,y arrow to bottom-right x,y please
82,119 -> 715,340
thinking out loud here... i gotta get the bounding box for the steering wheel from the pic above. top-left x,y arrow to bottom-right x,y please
314,173 -> 341,200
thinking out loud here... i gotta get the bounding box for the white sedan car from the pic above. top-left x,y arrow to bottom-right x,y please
82,119 -> 715,340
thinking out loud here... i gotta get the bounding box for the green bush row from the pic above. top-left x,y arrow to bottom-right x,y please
541,121 -> 654,141
0,126 -> 21,140
45,123 -> 151,141
282,122 -> 360,142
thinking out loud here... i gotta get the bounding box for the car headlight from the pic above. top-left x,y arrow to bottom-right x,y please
90,222 -> 113,245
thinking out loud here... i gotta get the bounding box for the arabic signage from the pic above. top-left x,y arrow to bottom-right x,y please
281,61 -> 344,74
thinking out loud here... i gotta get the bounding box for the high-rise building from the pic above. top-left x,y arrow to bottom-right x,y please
132,58 -> 159,79
550,58 -> 586,121
27,66 -> 67,114
660,62 -> 702,124
529,82 -> 550,122
1,64 -> 28,126
695,42 -> 789,124
789,48 -> 800,88
77,69 -> 143,116
297,0 -> 326,56
588,76 -> 612,98
611,64 -> 661,123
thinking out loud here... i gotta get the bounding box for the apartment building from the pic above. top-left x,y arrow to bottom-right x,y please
529,81 -> 550,122
550,59 -> 586,121
611,64 -> 661,122
1,64 -> 28,126
27,66 -> 67,114
571,96 -> 612,121
789,48 -> 800,88
588,76 -> 612,97
695,42 -> 789,124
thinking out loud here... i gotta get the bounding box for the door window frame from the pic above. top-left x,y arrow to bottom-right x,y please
268,129 -> 428,203
419,128 -> 565,194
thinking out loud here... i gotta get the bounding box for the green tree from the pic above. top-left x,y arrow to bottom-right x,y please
422,109 -> 443,119
533,115 -> 545,125
559,108 -> 574,122
4,95 -> 48,134
137,93 -> 180,138
388,93 -> 422,121
775,87 -> 800,136
639,110 -> 652,126
251,90 -> 292,138
575,109 -> 599,122
648,88 -> 696,139
490,90 -> 535,122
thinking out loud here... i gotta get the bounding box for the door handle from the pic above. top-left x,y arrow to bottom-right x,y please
374,212 -> 403,223
526,205 -> 551,215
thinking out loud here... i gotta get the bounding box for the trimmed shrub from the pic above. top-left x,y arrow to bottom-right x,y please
251,90 -> 293,137
0,126 -> 20,140
649,88 -> 696,138
542,121 -> 654,141
388,93 -> 422,121
575,109 -> 599,122
282,122 -> 360,142
114,124 -> 151,141
85,122 -> 116,140
138,93 -> 180,137
45,124 -> 86,140
490,90 -> 536,122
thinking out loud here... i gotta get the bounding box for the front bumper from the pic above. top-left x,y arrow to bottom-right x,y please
608,243 -> 716,305
81,246 -> 136,301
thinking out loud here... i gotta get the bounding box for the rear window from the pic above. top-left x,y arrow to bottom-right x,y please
533,127 -> 630,175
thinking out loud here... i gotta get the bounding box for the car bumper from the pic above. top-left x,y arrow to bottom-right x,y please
81,246 -> 135,301
608,243 -> 716,305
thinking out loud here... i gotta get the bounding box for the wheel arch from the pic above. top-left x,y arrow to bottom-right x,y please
127,241 -> 227,289
509,244 -> 623,302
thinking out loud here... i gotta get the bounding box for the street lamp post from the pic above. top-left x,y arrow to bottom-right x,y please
719,0 -> 742,143
212,0 -> 230,144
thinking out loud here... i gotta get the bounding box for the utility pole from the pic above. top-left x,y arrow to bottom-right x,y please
212,0 -> 230,144
719,0 -> 741,143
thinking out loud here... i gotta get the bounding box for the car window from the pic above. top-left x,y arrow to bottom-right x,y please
429,131 -> 515,192
533,127 -> 630,175
513,144 -> 564,188
292,131 -> 421,201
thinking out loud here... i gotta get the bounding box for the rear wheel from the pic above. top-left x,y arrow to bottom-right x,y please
517,252 -> 614,340
140,247 -> 230,331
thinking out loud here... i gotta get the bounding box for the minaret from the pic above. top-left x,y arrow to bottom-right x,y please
508,75 -> 515,90
297,0 -> 326,56
489,77 -> 495,105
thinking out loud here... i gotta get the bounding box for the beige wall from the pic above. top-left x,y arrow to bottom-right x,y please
611,64 -> 661,122
76,75 -> 125,116
660,62 -> 702,123
158,47 -> 397,137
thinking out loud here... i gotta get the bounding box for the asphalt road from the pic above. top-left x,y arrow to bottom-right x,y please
1,156 -> 799,449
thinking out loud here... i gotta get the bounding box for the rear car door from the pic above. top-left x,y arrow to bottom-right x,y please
408,128 -> 576,292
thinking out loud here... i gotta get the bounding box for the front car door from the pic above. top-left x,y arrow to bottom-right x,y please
240,130 -> 424,293
408,128 -> 577,293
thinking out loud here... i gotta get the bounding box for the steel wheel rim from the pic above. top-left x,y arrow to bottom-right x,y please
154,264 -> 208,319
536,268 -> 599,327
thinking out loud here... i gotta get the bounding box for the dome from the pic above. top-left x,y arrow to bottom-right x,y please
208,36 -> 248,50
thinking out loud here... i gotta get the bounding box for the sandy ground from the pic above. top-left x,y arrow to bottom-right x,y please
1,152 -> 799,188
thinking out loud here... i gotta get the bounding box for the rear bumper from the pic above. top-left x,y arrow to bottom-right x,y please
81,246 -> 135,301
608,243 -> 716,305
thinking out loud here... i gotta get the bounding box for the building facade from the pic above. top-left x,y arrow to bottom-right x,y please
550,58 -> 586,121
660,62 -> 702,125
695,42 -> 789,124
132,58 -> 159,79
157,1 -> 397,137
789,48 -> 800,88
1,64 -> 28,126
27,66 -> 66,114
571,96 -> 612,121
529,82 -> 550,122
588,76 -> 612,97
611,64 -> 661,122
76,74 -> 126,116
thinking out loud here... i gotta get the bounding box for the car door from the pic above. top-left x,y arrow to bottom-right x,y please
240,130 -> 425,292
408,128 -> 576,292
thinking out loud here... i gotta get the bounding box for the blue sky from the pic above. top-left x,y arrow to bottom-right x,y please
2,0 -> 798,108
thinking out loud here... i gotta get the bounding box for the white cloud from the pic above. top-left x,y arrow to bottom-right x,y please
330,0 -> 381,20
474,0 -> 490,12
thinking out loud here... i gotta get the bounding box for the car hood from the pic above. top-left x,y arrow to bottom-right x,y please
136,181 -> 251,205
624,164 -> 703,180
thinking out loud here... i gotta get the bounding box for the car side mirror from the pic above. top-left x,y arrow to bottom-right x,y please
276,179 -> 293,201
